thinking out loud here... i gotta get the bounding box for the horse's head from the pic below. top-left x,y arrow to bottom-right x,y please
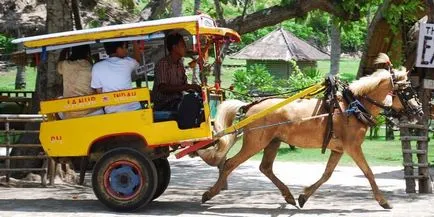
349,53 -> 423,120
373,53 -> 423,119
389,70 -> 424,118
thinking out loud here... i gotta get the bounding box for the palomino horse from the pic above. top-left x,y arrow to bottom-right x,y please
197,53 -> 423,209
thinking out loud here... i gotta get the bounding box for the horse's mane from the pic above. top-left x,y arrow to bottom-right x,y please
349,68 -> 407,96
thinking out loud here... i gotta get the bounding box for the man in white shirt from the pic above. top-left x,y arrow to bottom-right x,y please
91,41 -> 141,113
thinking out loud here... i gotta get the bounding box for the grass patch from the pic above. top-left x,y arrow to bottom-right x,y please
227,135 -> 434,166
317,59 -> 360,83
0,67 -> 37,91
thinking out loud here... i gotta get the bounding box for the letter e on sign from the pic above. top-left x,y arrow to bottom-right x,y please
417,23 -> 434,68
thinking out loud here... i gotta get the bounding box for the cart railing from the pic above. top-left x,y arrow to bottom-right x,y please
0,114 -> 54,186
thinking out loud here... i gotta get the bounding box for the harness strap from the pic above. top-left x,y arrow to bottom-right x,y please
361,95 -> 391,111
321,75 -> 341,154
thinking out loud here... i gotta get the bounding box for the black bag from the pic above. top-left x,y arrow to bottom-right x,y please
176,92 -> 204,129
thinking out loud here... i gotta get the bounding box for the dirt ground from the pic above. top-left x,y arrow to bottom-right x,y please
0,157 -> 433,217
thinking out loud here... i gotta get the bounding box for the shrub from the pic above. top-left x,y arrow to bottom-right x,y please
288,60 -> 324,91
231,62 -> 325,100
0,34 -> 16,54
232,64 -> 278,100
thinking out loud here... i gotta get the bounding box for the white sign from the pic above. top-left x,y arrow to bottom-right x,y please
416,23 -> 434,68
423,79 -> 434,89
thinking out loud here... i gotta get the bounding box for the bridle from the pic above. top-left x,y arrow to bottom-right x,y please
361,68 -> 423,118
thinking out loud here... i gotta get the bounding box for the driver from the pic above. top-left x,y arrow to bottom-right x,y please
152,33 -> 201,111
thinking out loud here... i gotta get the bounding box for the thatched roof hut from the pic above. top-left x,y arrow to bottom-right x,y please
231,28 -> 329,79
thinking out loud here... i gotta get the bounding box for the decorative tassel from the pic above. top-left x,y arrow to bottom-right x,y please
383,94 -> 393,107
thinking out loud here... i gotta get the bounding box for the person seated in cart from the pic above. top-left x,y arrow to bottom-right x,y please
57,45 -> 103,119
152,33 -> 201,111
91,41 -> 142,113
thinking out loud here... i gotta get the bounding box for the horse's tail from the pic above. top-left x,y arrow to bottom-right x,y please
197,99 -> 248,166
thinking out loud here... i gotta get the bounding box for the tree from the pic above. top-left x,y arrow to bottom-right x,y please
358,0 -> 425,77
11,0 -> 74,182
194,0 -> 201,15
139,0 -> 171,21
224,1 -> 362,35
15,29 -> 26,89
329,16 -> 341,75
171,0 -> 183,17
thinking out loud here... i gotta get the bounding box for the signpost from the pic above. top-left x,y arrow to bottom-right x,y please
413,14 -> 433,194
417,23 -> 434,68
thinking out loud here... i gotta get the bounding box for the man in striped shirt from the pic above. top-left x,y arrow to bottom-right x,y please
152,33 -> 201,111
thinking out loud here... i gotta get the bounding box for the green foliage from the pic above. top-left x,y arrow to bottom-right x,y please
118,0 -> 135,11
96,7 -> 108,20
341,20 -> 368,52
88,20 -> 102,28
0,34 -> 16,54
370,115 -> 386,139
288,60 -> 324,90
231,61 -> 325,100
232,64 -> 277,99
384,0 -> 424,33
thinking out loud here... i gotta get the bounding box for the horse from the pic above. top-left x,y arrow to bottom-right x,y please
197,53 -> 423,209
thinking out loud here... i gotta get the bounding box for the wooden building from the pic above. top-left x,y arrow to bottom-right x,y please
231,28 -> 329,79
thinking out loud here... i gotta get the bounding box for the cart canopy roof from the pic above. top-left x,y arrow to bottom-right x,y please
12,14 -> 240,54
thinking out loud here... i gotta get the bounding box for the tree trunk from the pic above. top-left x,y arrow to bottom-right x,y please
71,0 -> 82,30
15,65 -> 26,90
194,0 -> 201,15
225,1 -> 361,35
357,0 -> 425,77
171,0 -> 182,17
329,17 -> 341,75
138,0 -> 170,21
214,0 -> 226,26
191,0 -> 201,84
11,0 -> 72,180
14,28 -> 26,90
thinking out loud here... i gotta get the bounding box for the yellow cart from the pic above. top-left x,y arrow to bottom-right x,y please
13,14 -> 325,211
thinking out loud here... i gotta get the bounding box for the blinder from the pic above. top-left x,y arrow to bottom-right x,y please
389,69 -> 423,118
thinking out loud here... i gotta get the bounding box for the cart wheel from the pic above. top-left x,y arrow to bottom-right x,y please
92,148 -> 157,211
152,158 -> 171,200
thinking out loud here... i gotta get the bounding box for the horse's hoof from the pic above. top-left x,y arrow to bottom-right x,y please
285,195 -> 297,207
298,194 -> 307,208
380,200 -> 393,209
202,191 -> 212,203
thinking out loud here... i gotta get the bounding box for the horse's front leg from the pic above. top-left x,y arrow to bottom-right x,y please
259,139 -> 297,207
346,146 -> 392,209
298,150 -> 343,208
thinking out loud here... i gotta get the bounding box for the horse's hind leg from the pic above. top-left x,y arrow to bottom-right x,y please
298,150 -> 343,208
202,136 -> 266,203
259,139 -> 297,206
346,146 -> 392,209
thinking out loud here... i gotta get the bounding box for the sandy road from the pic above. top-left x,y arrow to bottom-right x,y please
0,157 -> 433,217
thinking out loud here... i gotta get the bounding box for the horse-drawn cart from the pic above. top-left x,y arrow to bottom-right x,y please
12,15 -> 425,211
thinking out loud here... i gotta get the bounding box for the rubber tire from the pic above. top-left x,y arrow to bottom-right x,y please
92,148 -> 157,212
152,158 -> 171,200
